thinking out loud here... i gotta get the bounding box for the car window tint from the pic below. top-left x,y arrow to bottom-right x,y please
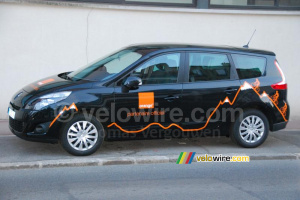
132,53 -> 180,85
232,54 -> 266,79
189,53 -> 230,82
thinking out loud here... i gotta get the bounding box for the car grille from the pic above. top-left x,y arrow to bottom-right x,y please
9,117 -> 24,132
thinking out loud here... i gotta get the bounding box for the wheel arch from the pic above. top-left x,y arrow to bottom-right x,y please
222,102 -> 275,137
235,102 -> 275,131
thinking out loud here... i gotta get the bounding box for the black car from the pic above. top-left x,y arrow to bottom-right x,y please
8,44 -> 289,156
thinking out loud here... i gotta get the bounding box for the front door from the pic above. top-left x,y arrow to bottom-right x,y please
111,52 -> 185,134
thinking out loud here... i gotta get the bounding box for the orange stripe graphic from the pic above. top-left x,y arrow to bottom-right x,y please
107,79 -> 288,133
49,103 -> 78,128
30,84 -> 39,91
38,78 -> 55,86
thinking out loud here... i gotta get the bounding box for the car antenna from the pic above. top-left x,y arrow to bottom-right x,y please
243,29 -> 256,49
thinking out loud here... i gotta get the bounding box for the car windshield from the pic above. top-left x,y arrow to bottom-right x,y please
67,48 -> 143,81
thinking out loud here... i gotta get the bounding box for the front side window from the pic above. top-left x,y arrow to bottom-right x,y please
189,53 -> 231,82
232,54 -> 266,79
131,53 -> 180,85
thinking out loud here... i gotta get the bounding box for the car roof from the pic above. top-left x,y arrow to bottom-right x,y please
128,43 -> 275,56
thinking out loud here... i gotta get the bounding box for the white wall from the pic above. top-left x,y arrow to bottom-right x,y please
0,3 -> 299,120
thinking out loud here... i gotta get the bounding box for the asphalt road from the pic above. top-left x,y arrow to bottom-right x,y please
1,160 -> 299,200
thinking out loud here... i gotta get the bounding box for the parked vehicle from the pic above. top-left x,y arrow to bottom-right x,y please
8,44 -> 289,155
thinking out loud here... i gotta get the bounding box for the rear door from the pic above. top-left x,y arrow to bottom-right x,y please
181,51 -> 241,131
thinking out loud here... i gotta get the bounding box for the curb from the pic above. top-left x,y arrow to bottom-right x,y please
0,153 -> 299,170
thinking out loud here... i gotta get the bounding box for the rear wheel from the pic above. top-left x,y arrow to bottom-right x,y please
60,114 -> 104,156
231,109 -> 269,148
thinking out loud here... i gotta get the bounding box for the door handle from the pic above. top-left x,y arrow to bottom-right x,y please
164,95 -> 179,102
224,88 -> 237,94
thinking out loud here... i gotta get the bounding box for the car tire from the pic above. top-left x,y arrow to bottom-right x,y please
231,109 -> 269,148
60,114 -> 105,156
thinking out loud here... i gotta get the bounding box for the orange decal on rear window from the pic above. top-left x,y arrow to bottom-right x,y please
139,92 -> 154,109
37,78 -> 55,86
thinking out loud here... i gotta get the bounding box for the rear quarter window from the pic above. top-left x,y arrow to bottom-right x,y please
231,54 -> 266,79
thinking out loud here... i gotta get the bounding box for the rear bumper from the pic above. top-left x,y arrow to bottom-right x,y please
271,121 -> 288,132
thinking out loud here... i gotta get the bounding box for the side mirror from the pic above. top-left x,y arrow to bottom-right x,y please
122,76 -> 142,93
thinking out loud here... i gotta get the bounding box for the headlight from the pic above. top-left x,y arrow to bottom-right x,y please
26,91 -> 72,110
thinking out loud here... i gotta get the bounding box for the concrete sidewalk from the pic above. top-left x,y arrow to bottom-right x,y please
0,120 -> 299,169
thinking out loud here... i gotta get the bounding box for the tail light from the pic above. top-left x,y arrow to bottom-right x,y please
271,60 -> 287,90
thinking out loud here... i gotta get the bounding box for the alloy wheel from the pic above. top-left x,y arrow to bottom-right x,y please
67,121 -> 98,151
239,115 -> 265,143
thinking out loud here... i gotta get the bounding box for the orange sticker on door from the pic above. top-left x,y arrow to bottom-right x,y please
37,78 -> 55,86
139,92 -> 154,109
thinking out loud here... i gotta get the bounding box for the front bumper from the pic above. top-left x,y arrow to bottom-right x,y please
8,102 -> 59,143
9,121 -> 58,143
9,124 -> 57,143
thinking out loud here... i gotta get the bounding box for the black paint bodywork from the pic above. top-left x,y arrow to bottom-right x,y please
8,44 -> 290,143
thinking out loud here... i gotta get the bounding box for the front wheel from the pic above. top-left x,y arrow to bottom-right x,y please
60,114 -> 105,156
231,109 -> 269,148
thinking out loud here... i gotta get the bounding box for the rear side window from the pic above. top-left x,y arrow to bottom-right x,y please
188,53 -> 230,82
232,54 -> 266,79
